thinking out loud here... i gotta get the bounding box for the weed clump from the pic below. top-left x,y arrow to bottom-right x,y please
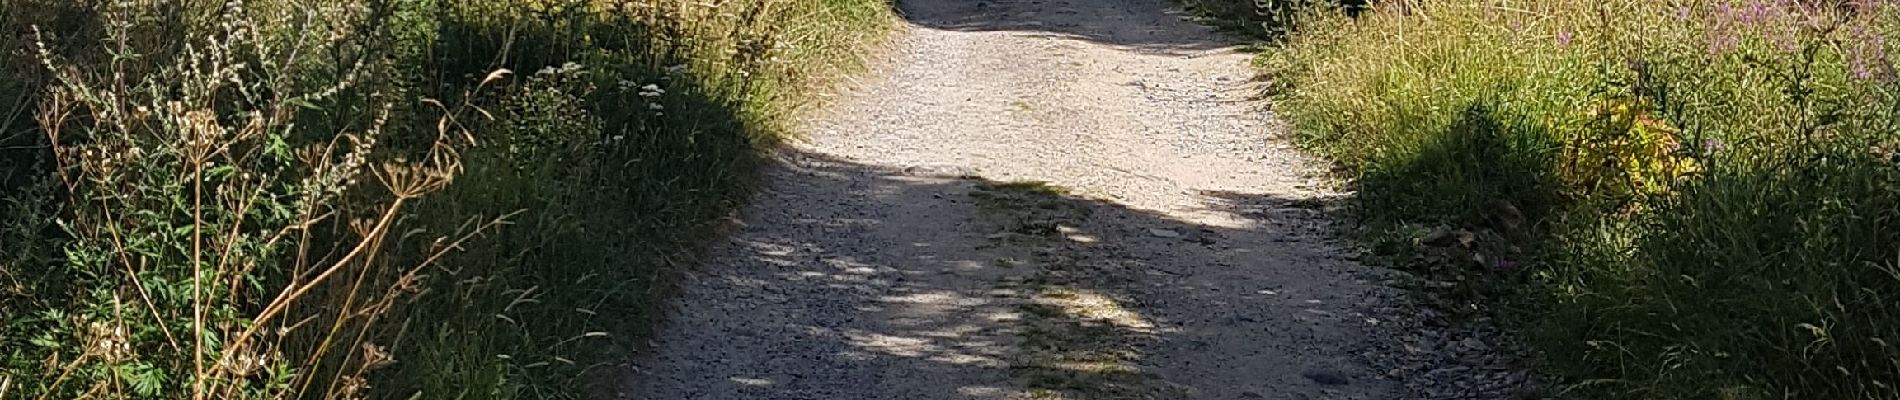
0,0 -> 891,398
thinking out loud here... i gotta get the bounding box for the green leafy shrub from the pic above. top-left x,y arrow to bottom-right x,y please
1267,0 -> 1900,398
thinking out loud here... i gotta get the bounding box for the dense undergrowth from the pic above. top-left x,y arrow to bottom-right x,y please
0,0 -> 890,398
1265,1 -> 1900,398
1174,0 -> 1365,38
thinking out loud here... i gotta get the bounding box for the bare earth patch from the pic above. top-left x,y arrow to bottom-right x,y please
626,0 -> 1528,399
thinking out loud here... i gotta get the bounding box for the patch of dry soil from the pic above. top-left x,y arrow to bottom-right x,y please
627,0 -> 1493,398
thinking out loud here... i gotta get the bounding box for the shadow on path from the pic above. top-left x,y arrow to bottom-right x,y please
632,149 -> 1388,399
896,0 -> 1240,53
630,0 -> 1400,398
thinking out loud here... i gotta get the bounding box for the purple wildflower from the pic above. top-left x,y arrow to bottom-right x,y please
1773,27 -> 1799,53
1708,31 -> 1740,55
1492,258 -> 1518,272
1704,138 -> 1728,152
1557,30 -> 1574,48
1853,0 -> 1886,14
1847,26 -> 1892,81
1706,3 -> 1740,55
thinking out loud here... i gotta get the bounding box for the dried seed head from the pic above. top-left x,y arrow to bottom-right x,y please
361,342 -> 396,370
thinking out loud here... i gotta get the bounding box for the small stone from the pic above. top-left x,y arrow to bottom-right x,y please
1301,369 -> 1350,386
1421,226 -> 1476,247
1459,337 -> 1489,352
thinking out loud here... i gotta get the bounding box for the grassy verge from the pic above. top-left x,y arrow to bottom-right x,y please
0,0 -> 890,398
1263,1 -> 1900,398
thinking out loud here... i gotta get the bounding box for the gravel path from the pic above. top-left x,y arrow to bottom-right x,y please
629,0 -> 1527,399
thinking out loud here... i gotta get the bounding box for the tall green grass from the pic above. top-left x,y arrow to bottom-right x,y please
1266,1 -> 1900,398
0,0 -> 890,398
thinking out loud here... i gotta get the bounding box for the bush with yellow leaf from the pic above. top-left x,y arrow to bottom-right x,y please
1562,96 -> 1700,202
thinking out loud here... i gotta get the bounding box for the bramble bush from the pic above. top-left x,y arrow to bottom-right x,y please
0,0 -> 890,398
1266,0 -> 1900,398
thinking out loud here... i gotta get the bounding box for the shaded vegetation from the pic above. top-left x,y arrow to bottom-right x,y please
0,0 -> 890,398
1174,0 -> 1365,39
1266,1 -> 1900,398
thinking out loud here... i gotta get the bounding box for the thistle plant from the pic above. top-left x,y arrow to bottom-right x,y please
3,1 -> 507,398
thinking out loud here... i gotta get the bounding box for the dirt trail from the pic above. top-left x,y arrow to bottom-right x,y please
630,0 -> 1406,398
